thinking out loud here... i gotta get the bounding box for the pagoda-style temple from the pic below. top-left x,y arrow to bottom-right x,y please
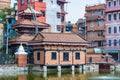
8,7 -> 50,63
9,6 -> 89,70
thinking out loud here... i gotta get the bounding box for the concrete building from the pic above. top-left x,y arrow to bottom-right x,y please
75,19 -> 86,39
85,4 -> 106,50
17,0 -> 68,33
0,0 -> 10,9
105,0 -> 120,61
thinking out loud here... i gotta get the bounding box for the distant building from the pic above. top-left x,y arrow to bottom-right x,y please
17,0 -> 68,33
85,4 -> 106,49
0,0 -> 10,9
86,54 -> 114,64
105,0 -> 120,61
75,19 -> 86,39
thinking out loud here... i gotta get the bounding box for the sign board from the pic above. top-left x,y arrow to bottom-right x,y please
94,48 -> 102,53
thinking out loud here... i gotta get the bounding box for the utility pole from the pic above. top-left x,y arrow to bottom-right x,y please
6,18 -> 8,61
29,6 -> 38,34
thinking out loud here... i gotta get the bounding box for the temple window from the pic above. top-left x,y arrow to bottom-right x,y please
37,52 -> 40,60
75,52 -> 80,60
63,52 -> 69,61
51,52 -> 57,60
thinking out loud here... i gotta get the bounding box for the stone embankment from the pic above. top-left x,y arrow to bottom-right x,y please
0,63 -> 120,74
0,64 -> 28,75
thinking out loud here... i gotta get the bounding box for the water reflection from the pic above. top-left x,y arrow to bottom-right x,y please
0,70 -> 120,80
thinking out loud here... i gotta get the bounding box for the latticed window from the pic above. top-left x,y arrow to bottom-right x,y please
37,52 -> 40,60
63,52 -> 69,61
75,52 -> 80,60
51,52 -> 57,60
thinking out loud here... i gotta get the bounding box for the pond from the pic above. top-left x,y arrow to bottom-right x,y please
0,70 -> 120,80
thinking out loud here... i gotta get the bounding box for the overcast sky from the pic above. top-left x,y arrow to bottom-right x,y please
66,0 -> 105,23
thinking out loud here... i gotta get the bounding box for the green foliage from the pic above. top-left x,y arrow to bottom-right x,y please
0,11 -> 5,22
0,45 -> 6,52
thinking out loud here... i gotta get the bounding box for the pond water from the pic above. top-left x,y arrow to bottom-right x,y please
0,70 -> 120,80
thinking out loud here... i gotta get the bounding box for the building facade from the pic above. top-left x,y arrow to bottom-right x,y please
105,0 -> 120,61
0,0 -> 10,9
17,0 -> 68,33
85,4 -> 106,49
75,19 -> 86,39
29,32 -> 88,70
18,0 -> 46,22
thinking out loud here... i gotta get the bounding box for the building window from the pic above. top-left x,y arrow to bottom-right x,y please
98,31 -> 103,36
51,0 -> 53,4
114,13 -> 117,20
109,40 -> 111,46
63,52 -> 69,61
98,9 -> 103,16
90,10 -> 94,17
27,0 -> 30,3
90,31 -> 94,38
91,41 -> 94,47
90,21 -> 94,27
118,13 -> 120,20
75,52 -> 80,60
98,20 -> 103,26
51,52 -> 57,60
114,0 -> 117,6
98,41 -> 103,46
108,2 -> 111,7
114,39 -> 117,46
119,39 -> 120,46
21,0 -> 24,5
108,14 -> 111,21
57,26 -> 61,31
41,10 -> 45,17
119,0 -> 120,5
119,26 -> 120,33
108,27 -> 111,34
114,27 -> 117,33
39,0 -> 43,2
61,16 -> 64,22
37,52 -> 40,60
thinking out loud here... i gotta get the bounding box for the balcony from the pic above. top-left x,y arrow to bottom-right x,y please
86,15 -> 105,21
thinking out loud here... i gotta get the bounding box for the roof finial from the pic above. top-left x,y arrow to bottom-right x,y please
20,43 -> 22,46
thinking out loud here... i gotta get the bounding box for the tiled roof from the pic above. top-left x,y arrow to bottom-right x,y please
23,7 -> 40,14
13,20 -> 50,28
9,33 -> 88,46
19,7 -> 41,16
9,34 -> 34,42
40,32 -> 88,43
